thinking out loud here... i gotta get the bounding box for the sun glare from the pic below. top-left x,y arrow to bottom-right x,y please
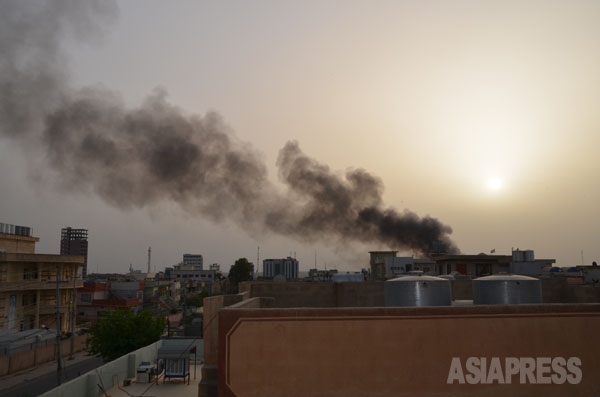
486,178 -> 502,191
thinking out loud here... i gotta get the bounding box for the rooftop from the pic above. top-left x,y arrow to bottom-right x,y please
107,363 -> 201,397
40,338 -> 203,397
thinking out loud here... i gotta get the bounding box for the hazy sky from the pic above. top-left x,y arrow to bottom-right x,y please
1,0 -> 599,272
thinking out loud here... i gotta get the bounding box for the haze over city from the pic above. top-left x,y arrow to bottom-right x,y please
1,0 -> 599,273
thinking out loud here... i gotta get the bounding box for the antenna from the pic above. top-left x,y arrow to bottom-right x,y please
581,250 -> 584,265
147,247 -> 151,273
257,246 -> 260,277
314,250 -> 317,268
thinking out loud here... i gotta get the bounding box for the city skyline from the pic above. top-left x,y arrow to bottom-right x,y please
1,1 -> 599,273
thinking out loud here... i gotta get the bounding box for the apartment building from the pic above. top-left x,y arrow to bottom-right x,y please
0,223 -> 83,333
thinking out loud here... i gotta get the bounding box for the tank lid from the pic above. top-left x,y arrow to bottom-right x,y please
475,274 -> 539,281
386,275 -> 448,282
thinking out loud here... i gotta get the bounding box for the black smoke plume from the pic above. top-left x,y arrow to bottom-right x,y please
0,0 -> 459,256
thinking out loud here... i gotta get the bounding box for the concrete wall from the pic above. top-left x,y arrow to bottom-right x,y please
241,279 -> 600,306
451,279 -> 473,300
0,334 -> 88,376
219,304 -> 600,396
40,339 -> 162,397
240,282 -> 336,307
240,281 -> 386,308
202,293 -> 247,367
199,293 -> 273,397
335,282 -> 384,307
0,234 -> 38,254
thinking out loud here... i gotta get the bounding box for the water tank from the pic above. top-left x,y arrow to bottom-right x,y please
385,275 -> 452,307
524,250 -> 535,262
472,274 -> 542,305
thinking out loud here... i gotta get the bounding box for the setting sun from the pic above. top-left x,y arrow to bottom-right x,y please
486,178 -> 503,191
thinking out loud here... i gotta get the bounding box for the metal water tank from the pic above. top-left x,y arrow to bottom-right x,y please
472,274 -> 542,305
385,275 -> 452,307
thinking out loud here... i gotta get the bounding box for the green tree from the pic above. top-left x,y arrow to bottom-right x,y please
185,290 -> 208,307
87,309 -> 166,361
228,257 -> 253,292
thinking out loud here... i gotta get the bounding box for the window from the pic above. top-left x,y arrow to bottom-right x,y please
80,294 -> 91,302
447,264 -> 452,274
23,268 -> 37,280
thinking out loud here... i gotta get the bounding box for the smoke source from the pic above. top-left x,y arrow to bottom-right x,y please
0,0 -> 459,256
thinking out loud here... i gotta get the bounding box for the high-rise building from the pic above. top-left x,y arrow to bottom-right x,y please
182,254 -> 203,270
60,227 -> 88,276
263,257 -> 299,280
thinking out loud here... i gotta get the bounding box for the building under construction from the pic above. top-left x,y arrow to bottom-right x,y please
60,227 -> 88,277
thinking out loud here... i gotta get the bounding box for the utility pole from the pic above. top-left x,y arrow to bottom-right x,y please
55,264 -> 62,385
69,267 -> 76,360
256,246 -> 260,279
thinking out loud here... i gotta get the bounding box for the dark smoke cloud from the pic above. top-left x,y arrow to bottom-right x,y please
0,0 -> 459,256
275,142 -> 459,255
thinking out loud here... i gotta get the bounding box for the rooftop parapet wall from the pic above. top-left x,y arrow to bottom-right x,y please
240,279 -> 600,307
0,233 -> 39,254
219,304 -> 600,397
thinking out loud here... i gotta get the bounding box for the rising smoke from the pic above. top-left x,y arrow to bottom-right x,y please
0,0 -> 459,256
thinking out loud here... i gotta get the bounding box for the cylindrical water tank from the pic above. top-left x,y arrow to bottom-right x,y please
385,275 -> 452,307
472,274 -> 542,305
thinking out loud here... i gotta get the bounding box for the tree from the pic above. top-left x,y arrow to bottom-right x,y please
228,257 -> 253,292
185,290 -> 208,307
87,309 -> 166,361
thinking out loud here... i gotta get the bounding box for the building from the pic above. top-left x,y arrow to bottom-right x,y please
77,280 -> 144,323
263,257 -> 299,280
171,256 -> 216,295
0,223 -> 83,333
171,265 -> 215,283
385,256 -> 414,278
183,254 -> 203,270
511,249 -> 555,275
431,250 -> 555,277
368,251 -> 397,279
308,268 -> 338,281
143,280 -> 181,313
60,227 -> 89,276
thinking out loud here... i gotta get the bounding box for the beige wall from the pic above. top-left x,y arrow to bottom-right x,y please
0,234 -> 38,254
219,305 -> 600,396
